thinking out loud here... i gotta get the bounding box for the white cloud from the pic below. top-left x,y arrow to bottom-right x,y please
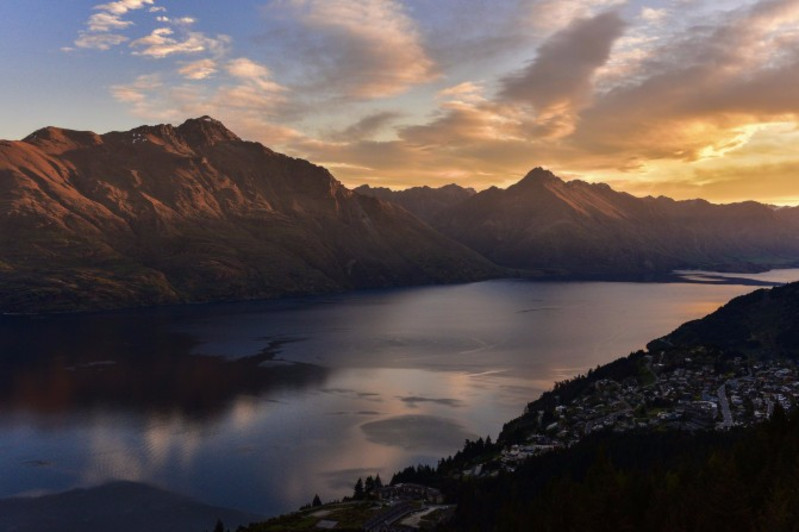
225,57 -> 284,91
87,12 -> 133,32
74,32 -> 129,50
216,58 -> 287,112
226,57 -> 270,79
437,82 -> 486,104
641,7 -> 668,22
111,73 -> 162,104
214,85 -> 284,110
71,0 -> 156,51
178,59 -> 218,80
130,27 -> 232,58
94,0 -> 155,16
77,0 -> 289,137
151,15 -> 197,26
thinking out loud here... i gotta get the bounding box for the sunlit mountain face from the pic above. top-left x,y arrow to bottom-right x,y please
2,0 -> 799,205
0,117 -> 499,313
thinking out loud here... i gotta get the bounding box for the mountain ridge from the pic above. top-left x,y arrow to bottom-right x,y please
353,182 -> 476,224
357,167 -> 799,276
0,117 -> 500,313
4,116 -> 799,312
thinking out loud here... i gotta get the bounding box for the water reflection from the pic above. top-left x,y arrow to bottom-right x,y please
2,272 -> 798,516
361,415 -> 477,450
0,314 -> 328,422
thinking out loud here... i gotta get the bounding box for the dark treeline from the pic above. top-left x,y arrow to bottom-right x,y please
347,474 -> 383,501
390,435 -> 500,488
439,406 -> 799,531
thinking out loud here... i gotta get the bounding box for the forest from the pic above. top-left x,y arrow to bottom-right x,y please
386,405 -> 799,531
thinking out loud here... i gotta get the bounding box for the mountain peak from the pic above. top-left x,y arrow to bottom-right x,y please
0,116 -> 499,313
515,167 -> 562,188
23,126 -> 103,153
175,116 -> 240,145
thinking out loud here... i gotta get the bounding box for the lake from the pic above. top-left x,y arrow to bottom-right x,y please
1,270 -> 798,517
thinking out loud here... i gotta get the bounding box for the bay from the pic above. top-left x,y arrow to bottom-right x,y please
1,270 -> 798,516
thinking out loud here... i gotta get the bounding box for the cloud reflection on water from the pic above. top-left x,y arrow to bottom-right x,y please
360,415 -> 478,451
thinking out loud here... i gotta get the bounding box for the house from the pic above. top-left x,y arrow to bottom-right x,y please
376,483 -> 444,504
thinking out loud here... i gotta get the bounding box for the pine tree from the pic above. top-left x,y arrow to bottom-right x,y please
353,477 -> 365,500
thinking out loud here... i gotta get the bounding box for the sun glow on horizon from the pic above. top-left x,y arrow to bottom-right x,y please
2,0 -> 799,205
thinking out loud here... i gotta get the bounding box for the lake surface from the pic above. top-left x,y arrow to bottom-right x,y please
2,270 -> 798,516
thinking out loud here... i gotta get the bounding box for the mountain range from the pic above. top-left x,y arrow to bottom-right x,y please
2,116 -> 799,313
358,168 -> 799,277
0,117 -> 497,313
353,183 -> 476,224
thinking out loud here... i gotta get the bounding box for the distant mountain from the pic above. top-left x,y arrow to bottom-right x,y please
648,280 -> 799,359
430,168 -> 799,276
354,183 -> 476,224
0,117 -> 499,313
0,481 -> 264,532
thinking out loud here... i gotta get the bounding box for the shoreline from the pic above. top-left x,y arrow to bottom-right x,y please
3,266 -> 796,319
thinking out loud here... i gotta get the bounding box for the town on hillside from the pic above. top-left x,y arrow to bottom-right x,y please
492,349 -> 799,472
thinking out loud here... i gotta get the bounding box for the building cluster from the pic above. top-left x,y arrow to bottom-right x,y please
376,484 -> 444,505
496,353 -> 799,470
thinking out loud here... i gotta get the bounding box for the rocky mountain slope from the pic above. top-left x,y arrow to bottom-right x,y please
353,183 -> 475,224
0,117 -> 499,313
429,168 -> 799,276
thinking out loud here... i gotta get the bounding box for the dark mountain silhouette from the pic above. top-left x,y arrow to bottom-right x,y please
0,481 -> 264,532
354,183 -> 475,224
648,280 -> 799,358
429,167 -> 799,276
0,117 -> 499,313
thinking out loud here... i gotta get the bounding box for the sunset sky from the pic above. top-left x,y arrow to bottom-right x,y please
2,0 -> 799,205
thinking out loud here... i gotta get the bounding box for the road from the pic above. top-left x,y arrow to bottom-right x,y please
717,383 -> 733,429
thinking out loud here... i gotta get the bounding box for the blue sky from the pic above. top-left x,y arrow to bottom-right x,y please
3,0 -> 799,204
